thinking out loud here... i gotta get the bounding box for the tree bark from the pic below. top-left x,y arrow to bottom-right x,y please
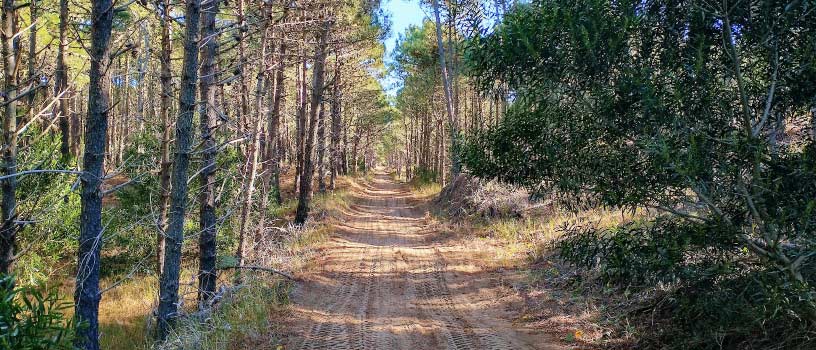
236,28 -> 269,267
0,0 -> 19,276
235,0 -> 250,139
329,56 -> 341,190
157,0 -> 201,339
55,0 -> 71,159
316,101 -> 327,193
74,0 -> 114,348
265,26 -> 287,206
295,21 -> 330,225
431,0 -> 461,178
197,0 -> 220,304
155,0 -> 173,277
136,23 -> 149,133
295,31 -> 307,194
26,0 -> 37,120
71,91 -> 81,156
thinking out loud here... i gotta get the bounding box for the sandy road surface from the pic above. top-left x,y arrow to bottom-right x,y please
285,174 -> 563,350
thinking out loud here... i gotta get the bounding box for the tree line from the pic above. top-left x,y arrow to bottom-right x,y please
0,0 -> 390,348
458,0 -> 814,348
388,0 -> 815,348
385,0 -> 504,184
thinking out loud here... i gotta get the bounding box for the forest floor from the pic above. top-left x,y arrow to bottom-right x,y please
281,172 -> 567,350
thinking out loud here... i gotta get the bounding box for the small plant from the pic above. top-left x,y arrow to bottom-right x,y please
0,275 -> 75,349
409,167 -> 439,188
158,276 -> 290,350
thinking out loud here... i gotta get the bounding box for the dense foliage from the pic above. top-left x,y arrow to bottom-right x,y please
0,0 -> 391,347
464,0 -> 816,347
389,12 -> 498,183
0,276 -> 75,349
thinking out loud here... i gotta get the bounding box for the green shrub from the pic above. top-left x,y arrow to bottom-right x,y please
557,218 -> 739,285
409,167 -> 438,188
557,219 -> 816,349
13,127 -> 81,284
0,276 -> 75,349
464,1 -> 816,348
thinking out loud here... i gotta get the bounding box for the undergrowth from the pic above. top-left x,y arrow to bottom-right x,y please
158,276 -> 290,350
558,219 -> 816,349
0,275 -> 75,349
51,176 -> 356,349
150,177 -> 353,348
406,168 -> 442,197
441,180 -> 816,349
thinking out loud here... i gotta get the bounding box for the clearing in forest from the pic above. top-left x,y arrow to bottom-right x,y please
283,173 -> 564,350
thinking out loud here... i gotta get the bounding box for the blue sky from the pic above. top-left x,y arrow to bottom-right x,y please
381,0 -> 428,96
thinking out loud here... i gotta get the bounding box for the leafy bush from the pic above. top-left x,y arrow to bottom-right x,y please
661,272 -> 816,349
14,127 -> 81,284
558,218 -> 739,285
117,130 -> 161,216
158,277 -> 290,350
557,218 -> 816,348
0,276 -> 75,349
409,167 -> 438,187
463,0 -> 816,348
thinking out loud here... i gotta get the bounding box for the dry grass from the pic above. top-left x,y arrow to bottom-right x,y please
86,174 -> 358,349
311,190 -> 353,220
98,275 -> 156,349
432,208 -> 639,349
400,172 -> 442,199
158,276 -> 290,350
67,269 -> 216,350
413,182 -> 442,198
426,176 -> 647,348
459,205 -> 635,255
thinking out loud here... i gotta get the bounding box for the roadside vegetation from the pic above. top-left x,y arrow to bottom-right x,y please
386,1 -> 816,347
0,0 -> 388,346
95,176 -> 351,350
389,1 -> 816,349
2,0 -> 815,349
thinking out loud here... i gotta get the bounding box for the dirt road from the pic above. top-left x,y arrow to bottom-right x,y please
285,174 -> 563,350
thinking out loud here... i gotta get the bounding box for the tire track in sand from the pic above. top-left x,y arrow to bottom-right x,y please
289,173 -> 564,350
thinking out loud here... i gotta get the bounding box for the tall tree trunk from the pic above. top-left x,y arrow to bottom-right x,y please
236,29 -> 269,267
118,54 -> 130,165
295,21 -> 330,225
55,0 -> 71,159
261,16 -> 286,214
105,61 -> 116,168
156,0 -> 173,276
404,112 -> 411,179
26,0 -> 37,120
235,0 -> 249,138
136,23 -> 148,133
446,3 -> 459,122
341,115 -> 348,175
157,0 -> 201,339
197,0 -> 220,304
351,134 -> 359,174
295,33 -> 307,194
431,0 -> 460,178
265,27 -> 287,206
71,91 -> 81,156
74,0 -> 114,348
316,101 -> 327,193
329,57 -> 341,190
259,74 -> 275,221
0,0 -> 19,276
